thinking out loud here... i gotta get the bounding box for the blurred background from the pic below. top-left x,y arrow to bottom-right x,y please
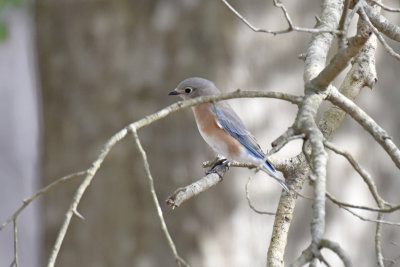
1,0 -> 400,266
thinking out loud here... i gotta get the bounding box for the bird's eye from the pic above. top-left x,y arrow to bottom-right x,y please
184,87 -> 192,94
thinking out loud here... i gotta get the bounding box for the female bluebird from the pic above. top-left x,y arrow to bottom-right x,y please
169,77 -> 288,192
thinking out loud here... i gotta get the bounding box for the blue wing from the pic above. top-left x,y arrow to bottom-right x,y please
211,103 -> 276,173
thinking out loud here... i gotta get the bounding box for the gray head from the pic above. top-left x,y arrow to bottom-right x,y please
169,77 -> 220,100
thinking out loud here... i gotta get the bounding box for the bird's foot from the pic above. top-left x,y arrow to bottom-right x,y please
206,158 -> 229,178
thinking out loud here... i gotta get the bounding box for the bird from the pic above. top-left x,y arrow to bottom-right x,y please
169,77 -> 288,192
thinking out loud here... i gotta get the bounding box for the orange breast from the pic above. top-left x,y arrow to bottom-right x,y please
192,104 -> 241,156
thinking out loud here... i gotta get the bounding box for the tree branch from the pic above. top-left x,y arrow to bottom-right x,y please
331,202 -> 400,227
358,7 -> 400,61
220,0 -> 342,35
364,2 -> 400,41
0,171 -> 87,232
311,28 -> 371,90
319,239 -> 352,267
327,87 -> 400,169
10,219 -> 19,267
245,175 -> 276,215
327,192 -> 400,213
324,140 -> 385,204
131,129 -> 190,267
367,0 -> 400,12
166,171 -> 225,209
0,88 -> 300,267
46,129 -> 129,267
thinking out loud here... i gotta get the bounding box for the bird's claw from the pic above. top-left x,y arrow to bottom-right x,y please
206,159 -> 229,178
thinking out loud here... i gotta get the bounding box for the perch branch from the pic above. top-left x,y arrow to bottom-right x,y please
166,172 -> 225,209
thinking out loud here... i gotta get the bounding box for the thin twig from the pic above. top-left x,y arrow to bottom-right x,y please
132,129 -> 190,267
221,0 -> 342,35
324,141 -> 389,265
339,0 -> 366,49
47,128 -> 129,267
9,219 -> 19,267
367,0 -> 400,12
338,0 -> 352,49
336,204 -> 400,226
324,140 -> 384,204
327,192 -> 400,213
375,212 -> 385,267
0,171 -> 87,231
270,127 -> 305,155
245,176 -> 276,215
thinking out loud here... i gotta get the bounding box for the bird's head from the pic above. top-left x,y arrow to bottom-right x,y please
169,77 -> 220,100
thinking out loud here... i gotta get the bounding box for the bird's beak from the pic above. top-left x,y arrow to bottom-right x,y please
168,89 -> 179,96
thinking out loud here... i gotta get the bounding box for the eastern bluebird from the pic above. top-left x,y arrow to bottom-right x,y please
169,77 -> 288,192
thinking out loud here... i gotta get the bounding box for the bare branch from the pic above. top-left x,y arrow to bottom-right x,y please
47,128 -> 129,267
338,0 -> 366,49
375,212 -> 385,267
267,164 -> 308,267
324,140 -> 384,204
303,0 -> 344,83
364,3 -> 400,42
270,127 -> 305,155
166,172 -> 224,209
327,87 -> 400,169
132,129 -> 190,267
220,0 -> 342,35
294,95 -> 329,254
245,176 -> 276,215
319,239 -> 352,267
324,139 -> 388,266
167,158 -> 306,209
327,192 -> 400,213
202,159 -> 254,169
0,171 -> 87,231
334,204 -> 400,227
9,219 -> 19,267
290,244 -> 314,267
338,0 -> 352,49
292,238 -> 353,266
270,1 -> 345,265
311,28 -> 371,90
358,7 -> 400,61
0,88 -> 298,266
367,0 -> 400,13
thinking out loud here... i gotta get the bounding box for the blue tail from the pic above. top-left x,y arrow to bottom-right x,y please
263,161 -> 289,192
